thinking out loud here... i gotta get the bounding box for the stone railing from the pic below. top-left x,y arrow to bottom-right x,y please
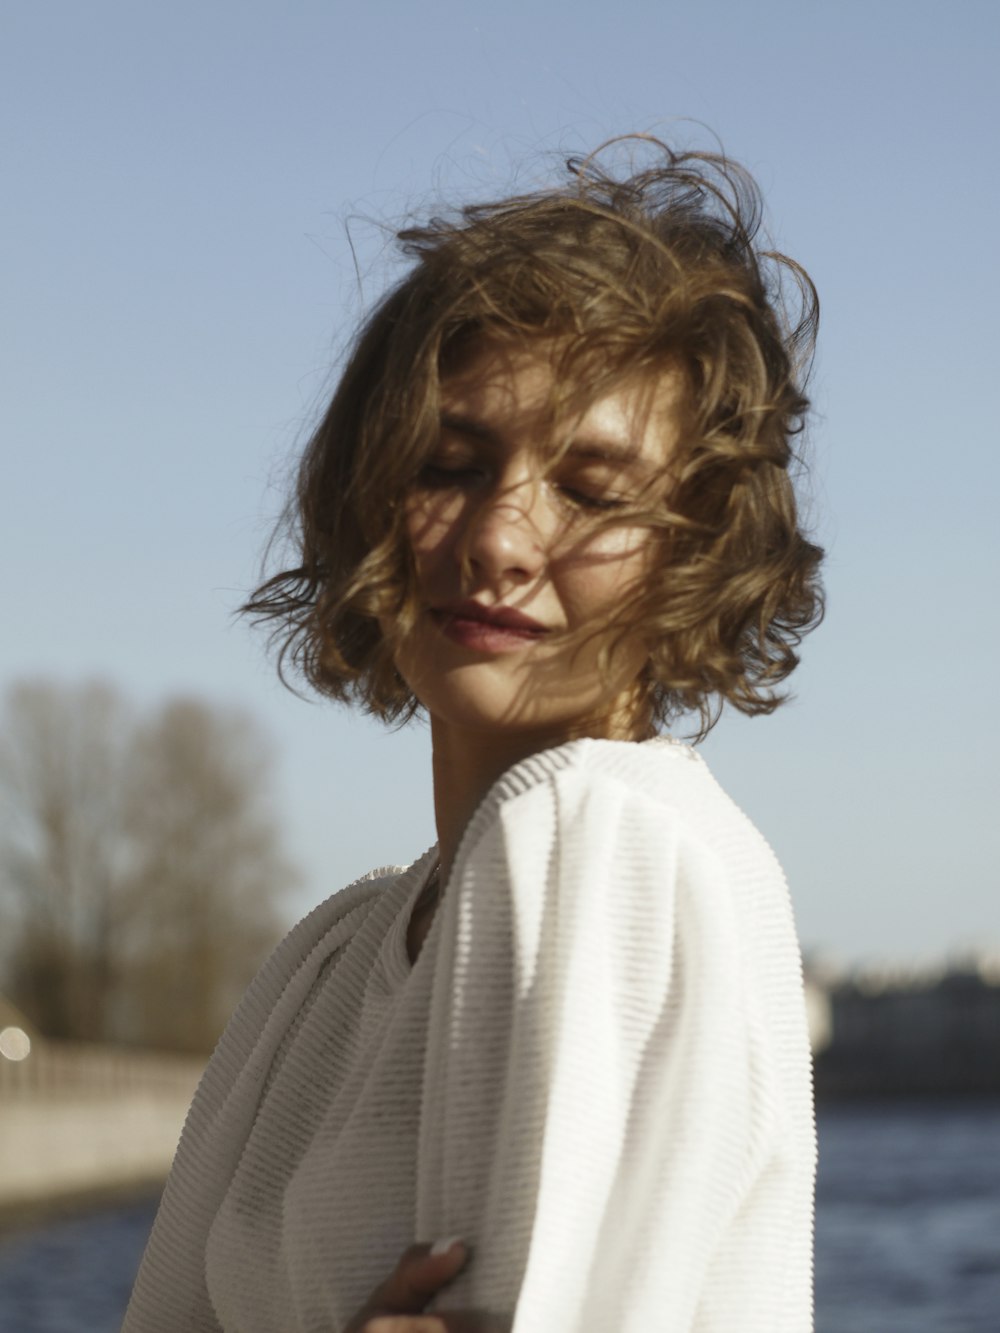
0,1038 -> 204,1210
0,1036 -> 204,1100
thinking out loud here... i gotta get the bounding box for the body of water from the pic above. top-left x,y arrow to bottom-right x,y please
0,1099 -> 997,1331
813,1098 -> 1000,1331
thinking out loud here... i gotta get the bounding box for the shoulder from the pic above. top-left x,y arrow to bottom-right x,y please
206,865 -> 403,1070
450,737 -> 749,933
258,866 -> 397,987
450,737 -> 794,976
458,735 -> 763,868
280,865 -> 401,959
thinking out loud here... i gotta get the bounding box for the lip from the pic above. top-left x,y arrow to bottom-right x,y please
430,600 -> 550,653
433,599 -> 548,632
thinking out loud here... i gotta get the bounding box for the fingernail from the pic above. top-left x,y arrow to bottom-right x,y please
430,1236 -> 463,1257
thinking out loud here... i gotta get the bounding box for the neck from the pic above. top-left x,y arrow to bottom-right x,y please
429,722 -> 557,884
430,697 -> 654,885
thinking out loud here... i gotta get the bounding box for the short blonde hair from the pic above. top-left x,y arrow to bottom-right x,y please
244,138 -> 824,737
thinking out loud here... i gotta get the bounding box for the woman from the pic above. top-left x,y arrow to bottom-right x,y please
124,138 -> 823,1332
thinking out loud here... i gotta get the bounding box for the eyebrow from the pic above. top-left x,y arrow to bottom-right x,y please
439,411 -> 646,467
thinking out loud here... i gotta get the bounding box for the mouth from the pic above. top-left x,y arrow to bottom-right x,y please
434,600 -> 547,632
430,600 -> 550,652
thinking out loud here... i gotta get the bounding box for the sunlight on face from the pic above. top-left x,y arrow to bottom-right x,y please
395,339 -> 686,744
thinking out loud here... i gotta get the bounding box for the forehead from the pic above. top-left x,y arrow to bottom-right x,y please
438,339 -> 687,468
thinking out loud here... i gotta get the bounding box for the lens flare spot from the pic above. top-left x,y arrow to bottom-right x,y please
0,1026 -> 31,1061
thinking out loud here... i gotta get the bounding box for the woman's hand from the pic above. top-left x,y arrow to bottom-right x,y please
343,1240 -> 511,1333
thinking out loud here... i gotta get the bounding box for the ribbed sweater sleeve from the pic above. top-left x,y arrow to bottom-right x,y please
121,874 -> 389,1332
417,762 -> 810,1332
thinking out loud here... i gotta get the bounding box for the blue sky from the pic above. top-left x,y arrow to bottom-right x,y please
3,0 -> 997,967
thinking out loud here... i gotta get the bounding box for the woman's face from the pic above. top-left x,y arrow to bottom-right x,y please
394,339 -> 685,744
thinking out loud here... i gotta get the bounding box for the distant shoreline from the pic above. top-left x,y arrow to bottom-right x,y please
0,1178 -> 163,1242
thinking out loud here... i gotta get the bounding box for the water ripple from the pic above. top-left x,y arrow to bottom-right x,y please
1,1101 -> 998,1332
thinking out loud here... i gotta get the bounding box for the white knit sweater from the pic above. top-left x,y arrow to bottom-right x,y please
123,737 -> 816,1332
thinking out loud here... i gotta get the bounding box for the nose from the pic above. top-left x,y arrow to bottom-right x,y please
459,475 -> 548,585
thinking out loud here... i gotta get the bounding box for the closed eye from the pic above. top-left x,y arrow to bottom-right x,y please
557,485 -> 627,511
416,462 -> 485,487
418,465 -> 627,512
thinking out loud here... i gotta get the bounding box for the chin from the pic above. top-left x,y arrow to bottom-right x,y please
423,679 -> 630,743
399,633 -> 645,742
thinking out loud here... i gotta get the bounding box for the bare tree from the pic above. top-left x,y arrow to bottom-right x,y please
115,696 -> 291,1051
0,681 -> 130,1039
0,680 -> 293,1052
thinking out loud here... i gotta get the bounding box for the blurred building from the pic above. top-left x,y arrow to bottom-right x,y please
809,956 -> 1000,1098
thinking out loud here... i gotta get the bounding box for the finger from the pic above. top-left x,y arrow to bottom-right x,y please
364,1319 -> 506,1333
371,1242 -> 470,1315
364,1312 -> 509,1333
364,1320 -> 447,1333
440,1315 -> 512,1333
434,1315 -> 511,1333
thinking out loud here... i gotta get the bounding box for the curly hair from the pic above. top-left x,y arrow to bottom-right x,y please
243,136 -> 824,738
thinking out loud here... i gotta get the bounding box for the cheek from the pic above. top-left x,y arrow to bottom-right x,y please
404,503 -> 444,583
563,526 -> 656,607
404,493 -> 464,572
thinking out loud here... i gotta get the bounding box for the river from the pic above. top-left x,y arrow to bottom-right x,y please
0,1098 -> 997,1331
